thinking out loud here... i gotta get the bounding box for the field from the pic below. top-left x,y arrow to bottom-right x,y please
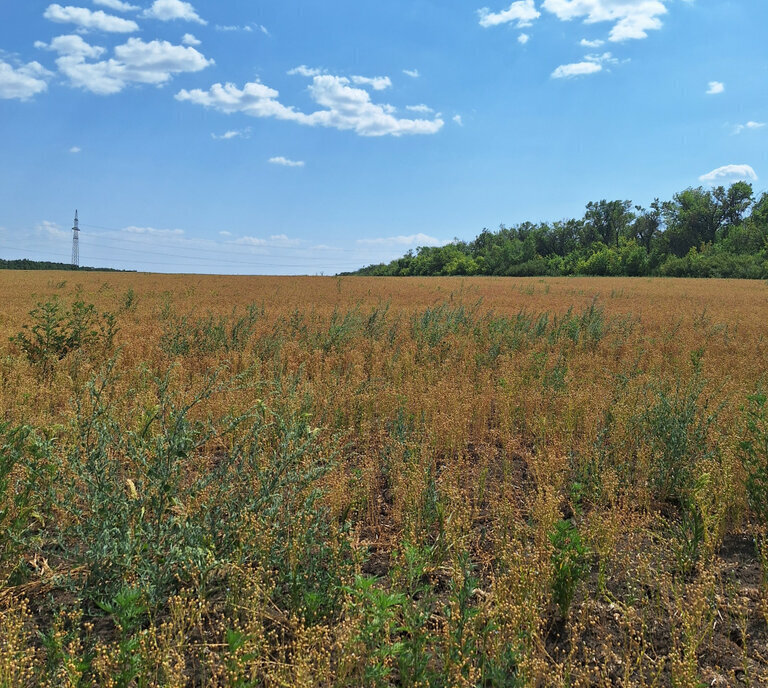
1,271 -> 768,687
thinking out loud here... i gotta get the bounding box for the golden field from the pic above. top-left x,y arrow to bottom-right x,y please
1,271 -> 767,687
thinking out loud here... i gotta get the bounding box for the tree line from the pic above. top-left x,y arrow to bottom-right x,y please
347,182 -> 768,278
0,258 -> 129,272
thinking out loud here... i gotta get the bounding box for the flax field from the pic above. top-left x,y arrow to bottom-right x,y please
1,271 -> 768,687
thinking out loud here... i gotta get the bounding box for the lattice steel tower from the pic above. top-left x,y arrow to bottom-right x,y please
71,210 -> 80,267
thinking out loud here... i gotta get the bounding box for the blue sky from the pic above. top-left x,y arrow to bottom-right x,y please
0,0 -> 766,274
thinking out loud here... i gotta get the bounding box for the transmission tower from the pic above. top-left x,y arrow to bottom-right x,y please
71,210 -> 80,267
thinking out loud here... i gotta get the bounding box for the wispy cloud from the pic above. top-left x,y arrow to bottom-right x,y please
351,75 -> 392,91
269,156 -> 305,168
356,233 -> 450,247
699,164 -> 757,183
551,52 -> 615,79
288,65 -> 323,77
518,33 -> 530,44
93,0 -> 139,11
69,145 -> 81,153
453,114 -> 463,126
403,68 -> 420,78
733,121 -> 765,135
212,128 -> 250,140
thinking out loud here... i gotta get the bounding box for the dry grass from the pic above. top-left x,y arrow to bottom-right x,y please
1,271 -> 767,687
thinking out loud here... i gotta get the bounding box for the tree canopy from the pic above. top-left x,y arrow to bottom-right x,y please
346,183 -> 768,279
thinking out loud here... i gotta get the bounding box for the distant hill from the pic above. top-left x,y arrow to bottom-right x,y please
0,258 -> 131,272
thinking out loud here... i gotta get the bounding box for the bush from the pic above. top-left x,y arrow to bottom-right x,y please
10,298 -> 117,375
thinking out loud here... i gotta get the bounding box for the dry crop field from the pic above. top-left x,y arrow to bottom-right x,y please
1,271 -> 768,687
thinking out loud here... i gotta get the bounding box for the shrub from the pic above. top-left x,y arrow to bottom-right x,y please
11,298 -> 117,375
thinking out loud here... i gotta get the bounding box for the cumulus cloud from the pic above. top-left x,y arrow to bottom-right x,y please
551,52 -> 615,78
733,121 -> 765,135
269,156 -> 305,167
478,0 -> 540,28
403,68 -> 420,78
143,0 -> 206,25
356,233 -> 450,248
706,81 -> 724,95
518,32 -> 530,44
181,33 -> 200,46
93,0 -> 139,11
0,60 -> 51,100
176,74 -> 444,137
541,0 -> 668,41
43,4 -> 139,32
35,34 -> 106,58
69,146 -> 82,152
580,38 -> 604,47
453,114 -> 464,125
55,37 -> 213,94
350,75 -> 392,90
699,165 -> 757,184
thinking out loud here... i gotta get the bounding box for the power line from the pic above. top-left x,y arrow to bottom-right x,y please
79,222 -> 366,254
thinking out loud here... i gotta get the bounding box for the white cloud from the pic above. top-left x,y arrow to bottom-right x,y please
580,38 -> 604,47
0,60 -> 51,100
733,121 -> 765,135
518,32 -> 530,44
215,23 -> 267,33
541,0 -> 668,41
551,61 -> 603,78
212,128 -> 250,140
406,104 -> 434,114
350,75 -> 392,90
478,0 -> 540,28
269,156 -> 305,167
93,0 -> 139,11
123,225 -> 185,235
176,74 -> 444,137
36,220 -> 68,238
143,0 -> 206,25
43,4 -> 139,32
356,233 -> 450,248
551,51 -> 616,78
288,65 -> 323,77
69,146 -> 82,153
706,81 -> 724,95
56,37 -> 213,94
234,234 -> 302,247
453,114 -> 464,125
403,68 -> 420,78
35,34 -> 106,58
218,230 -> 232,236
181,33 -> 200,46
699,164 -> 757,184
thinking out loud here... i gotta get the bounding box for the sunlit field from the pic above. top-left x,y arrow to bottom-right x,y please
1,271 -> 768,686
